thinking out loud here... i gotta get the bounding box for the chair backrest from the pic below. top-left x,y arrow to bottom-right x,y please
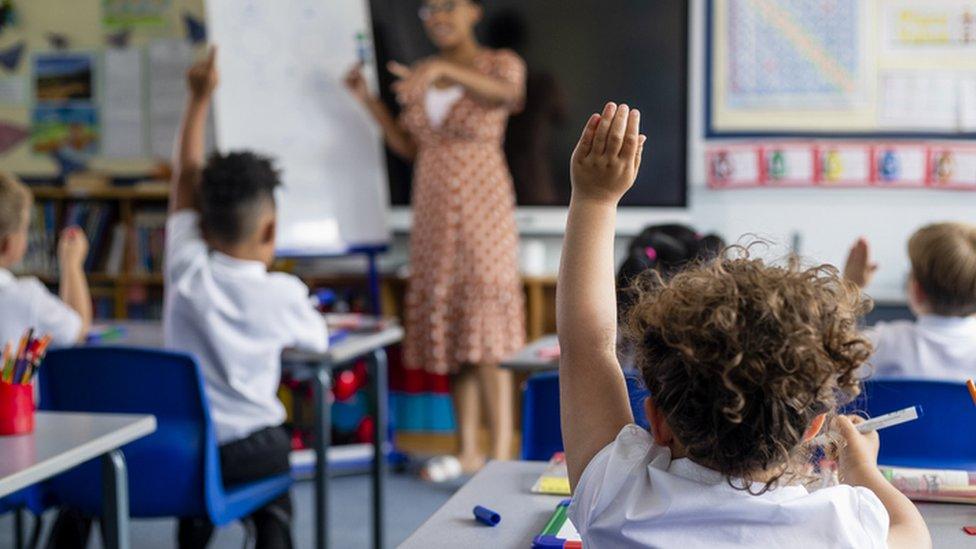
38,347 -> 224,518
520,370 -> 651,461
847,378 -> 976,470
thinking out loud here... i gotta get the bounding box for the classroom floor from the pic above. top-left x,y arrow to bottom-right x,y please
0,471 -> 464,549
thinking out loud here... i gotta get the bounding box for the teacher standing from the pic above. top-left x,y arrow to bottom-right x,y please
345,0 -> 525,474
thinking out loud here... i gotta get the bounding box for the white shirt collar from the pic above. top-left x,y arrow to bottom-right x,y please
0,268 -> 14,287
917,314 -> 976,332
210,251 -> 267,276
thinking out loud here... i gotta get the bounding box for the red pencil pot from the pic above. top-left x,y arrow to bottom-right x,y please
0,382 -> 34,435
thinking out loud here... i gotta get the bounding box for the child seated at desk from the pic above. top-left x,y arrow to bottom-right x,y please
845,224 -> 976,381
48,47 -> 328,549
0,172 -> 91,347
557,103 -> 929,548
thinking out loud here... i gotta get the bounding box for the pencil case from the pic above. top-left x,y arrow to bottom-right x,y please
0,381 -> 34,435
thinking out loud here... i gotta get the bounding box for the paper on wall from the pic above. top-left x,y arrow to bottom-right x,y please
103,48 -> 146,158
147,39 -> 192,159
0,76 -> 25,105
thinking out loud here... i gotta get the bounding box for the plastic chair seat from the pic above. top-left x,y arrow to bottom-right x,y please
212,473 -> 292,527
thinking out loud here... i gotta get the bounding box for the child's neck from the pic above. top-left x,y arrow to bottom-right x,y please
209,241 -> 268,267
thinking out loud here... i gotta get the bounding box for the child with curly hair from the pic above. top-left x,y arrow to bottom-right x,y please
556,102 -> 930,548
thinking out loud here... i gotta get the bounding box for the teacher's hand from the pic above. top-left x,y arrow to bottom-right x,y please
344,63 -> 372,103
388,60 -> 448,97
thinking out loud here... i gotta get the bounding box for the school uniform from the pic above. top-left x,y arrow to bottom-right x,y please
569,424 -> 889,548
162,209 -> 327,547
866,315 -> 976,382
0,267 -> 81,348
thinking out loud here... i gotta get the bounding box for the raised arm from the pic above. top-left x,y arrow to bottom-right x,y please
344,64 -> 418,161
170,46 -> 218,214
558,102 -> 646,489
57,227 -> 92,341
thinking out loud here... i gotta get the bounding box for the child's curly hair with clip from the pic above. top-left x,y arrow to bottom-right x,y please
624,249 -> 874,492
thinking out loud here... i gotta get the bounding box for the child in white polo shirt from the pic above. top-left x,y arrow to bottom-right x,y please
48,47 -> 327,549
0,172 -> 91,348
845,225 -> 976,382
557,102 -> 929,548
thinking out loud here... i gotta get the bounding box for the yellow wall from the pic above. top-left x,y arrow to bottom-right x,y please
0,0 -> 205,176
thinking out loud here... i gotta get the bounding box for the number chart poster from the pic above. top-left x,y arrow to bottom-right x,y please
707,0 -> 976,137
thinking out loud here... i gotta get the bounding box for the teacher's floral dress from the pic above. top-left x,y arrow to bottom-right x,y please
397,49 -> 526,375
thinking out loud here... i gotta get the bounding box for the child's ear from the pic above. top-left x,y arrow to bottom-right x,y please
0,234 -> 10,256
644,397 -> 674,446
260,217 -> 276,245
802,413 -> 827,442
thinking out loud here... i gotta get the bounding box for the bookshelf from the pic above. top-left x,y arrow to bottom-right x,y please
19,183 -> 170,320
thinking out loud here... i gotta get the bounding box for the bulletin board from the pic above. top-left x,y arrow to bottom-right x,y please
0,0 -> 208,177
706,0 -> 976,138
703,0 -> 976,190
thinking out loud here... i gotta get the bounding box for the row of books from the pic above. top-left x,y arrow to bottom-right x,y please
21,202 -> 166,278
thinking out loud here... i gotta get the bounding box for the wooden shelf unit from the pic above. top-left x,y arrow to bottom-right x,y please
23,183 -> 169,319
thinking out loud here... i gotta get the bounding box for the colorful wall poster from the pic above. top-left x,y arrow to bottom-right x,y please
817,143 -> 872,185
707,145 -> 761,188
103,0 -> 172,29
33,53 -> 94,103
31,105 -> 99,155
761,144 -> 816,186
872,144 -> 927,187
929,145 -> 976,189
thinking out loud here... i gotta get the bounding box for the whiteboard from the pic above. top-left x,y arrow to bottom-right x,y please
205,0 -> 390,255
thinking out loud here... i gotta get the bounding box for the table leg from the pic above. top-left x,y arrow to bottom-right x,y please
101,449 -> 129,549
312,361 -> 332,549
370,349 -> 389,549
14,508 -> 23,549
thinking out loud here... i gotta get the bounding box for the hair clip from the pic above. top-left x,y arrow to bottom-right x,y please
645,246 -> 657,261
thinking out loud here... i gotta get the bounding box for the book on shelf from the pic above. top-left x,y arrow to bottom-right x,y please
130,210 -> 167,275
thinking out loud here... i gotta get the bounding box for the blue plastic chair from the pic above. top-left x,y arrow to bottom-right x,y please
37,347 -> 292,527
520,370 -> 650,461
846,378 -> 976,470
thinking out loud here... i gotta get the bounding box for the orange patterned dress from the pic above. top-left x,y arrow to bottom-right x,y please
398,49 -> 526,375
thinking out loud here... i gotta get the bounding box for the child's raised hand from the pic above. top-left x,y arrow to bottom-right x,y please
843,237 -> 878,288
835,415 -> 881,484
344,63 -> 371,103
187,46 -> 219,100
570,102 -> 646,204
57,226 -> 89,269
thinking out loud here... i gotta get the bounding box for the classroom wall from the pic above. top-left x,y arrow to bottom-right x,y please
0,0 -> 205,176
383,0 -> 976,304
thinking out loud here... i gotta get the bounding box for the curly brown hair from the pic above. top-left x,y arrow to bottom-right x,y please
624,249 -> 872,492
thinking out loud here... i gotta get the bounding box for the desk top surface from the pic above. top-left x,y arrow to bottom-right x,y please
500,335 -> 559,372
403,460 -> 976,549
0,412 -> 156,498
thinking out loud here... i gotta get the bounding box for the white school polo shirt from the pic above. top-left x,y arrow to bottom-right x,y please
866,315 -> 976,382
0,268 -> 82,349
164,210 -> 328,444
569,425 -> 889,549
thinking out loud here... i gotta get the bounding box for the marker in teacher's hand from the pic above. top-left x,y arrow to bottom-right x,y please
814,405 -> 922,445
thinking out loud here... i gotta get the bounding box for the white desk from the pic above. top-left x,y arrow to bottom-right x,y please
499,335 -> 559,373
403,460 -> 976,549
0,412 -> 157,549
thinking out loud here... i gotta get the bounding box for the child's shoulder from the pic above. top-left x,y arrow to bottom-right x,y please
266,271 -> 313,302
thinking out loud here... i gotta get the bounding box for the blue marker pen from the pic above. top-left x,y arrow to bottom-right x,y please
473,505 -> 501,526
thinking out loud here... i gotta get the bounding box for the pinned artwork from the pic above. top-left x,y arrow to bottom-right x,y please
706,146 -> 761,188
761,144 -> 816,187
183,12 -> 206,44
106,28 -> 132,48
817,144 -> 872,185
872,145 -> 927,187
929,147 -> 976,189
0,41 -> 24,71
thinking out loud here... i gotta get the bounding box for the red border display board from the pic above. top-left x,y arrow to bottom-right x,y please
708,142 -> 976,191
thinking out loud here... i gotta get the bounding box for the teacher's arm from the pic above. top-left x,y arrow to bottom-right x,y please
389,59 -> 523,108
344,64 -> 418,161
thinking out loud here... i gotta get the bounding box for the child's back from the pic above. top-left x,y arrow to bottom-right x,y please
558,103 -> 930,549
164,206 -> 326,443
0,172 -> 91,347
